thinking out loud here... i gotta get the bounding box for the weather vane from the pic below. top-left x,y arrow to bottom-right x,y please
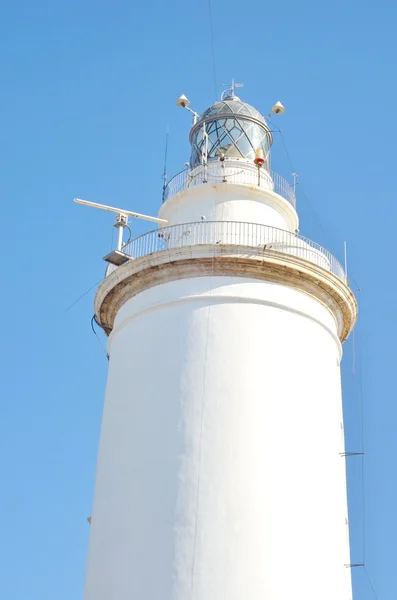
221,78 -> 244,100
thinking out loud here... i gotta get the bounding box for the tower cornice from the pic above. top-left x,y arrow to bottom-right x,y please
95,242 -> 357,343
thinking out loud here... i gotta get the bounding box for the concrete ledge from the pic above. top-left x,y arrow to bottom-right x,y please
95,244 -> 357,342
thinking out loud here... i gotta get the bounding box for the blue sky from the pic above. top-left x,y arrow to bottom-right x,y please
0,0 -> 396,598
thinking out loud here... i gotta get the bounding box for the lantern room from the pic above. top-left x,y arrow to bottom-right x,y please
189,91 -> 273,169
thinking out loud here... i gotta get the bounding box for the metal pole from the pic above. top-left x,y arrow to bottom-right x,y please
117,222 -> 124,250
162,126 -> 169,203
202,124 -> 208,183
344,241 -> 348,283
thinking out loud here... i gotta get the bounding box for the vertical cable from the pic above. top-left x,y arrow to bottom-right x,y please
208,0 -> 218,100
91,315 -> 109,360
359,332 -> 366,564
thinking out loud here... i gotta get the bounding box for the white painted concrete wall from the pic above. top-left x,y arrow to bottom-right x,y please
159,183 -> 298,233
84,276 -> 352,600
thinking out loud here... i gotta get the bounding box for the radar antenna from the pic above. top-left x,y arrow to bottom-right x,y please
74,198 -> 168,266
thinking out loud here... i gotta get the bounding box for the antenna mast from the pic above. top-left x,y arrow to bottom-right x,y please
162,126 -> 169,203
74,198 -> 168,266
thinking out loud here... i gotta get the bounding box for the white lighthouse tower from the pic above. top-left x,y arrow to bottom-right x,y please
82,86 -> 357,600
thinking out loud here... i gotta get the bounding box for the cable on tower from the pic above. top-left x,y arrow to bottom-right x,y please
269,119 -> 381,596
124,224 -> 132,245
91,315 -> 109,360
267,117 -> 361,293
208,0 -> 218,99
355,326 -> 366,565
343,312 -> 384,600
63,277 -> 105,313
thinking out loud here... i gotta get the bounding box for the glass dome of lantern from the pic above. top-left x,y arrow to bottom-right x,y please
189,87 -> 273,169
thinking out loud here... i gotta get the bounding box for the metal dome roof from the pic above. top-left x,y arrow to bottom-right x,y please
188,93 -> 272,168
198,95 -> 267,125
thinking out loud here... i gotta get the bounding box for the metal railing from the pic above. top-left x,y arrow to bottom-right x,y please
106,221 -> 345,282
163,160 -> 296,207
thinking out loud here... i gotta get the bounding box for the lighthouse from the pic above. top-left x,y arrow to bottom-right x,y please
82,85 -> 357,600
